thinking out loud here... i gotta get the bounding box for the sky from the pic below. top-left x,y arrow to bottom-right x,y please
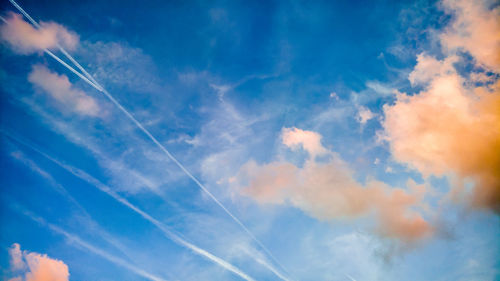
0,0 -> 499,280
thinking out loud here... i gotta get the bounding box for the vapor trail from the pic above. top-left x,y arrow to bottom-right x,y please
13,205 -> 169,281
7,1 -> 292,279
3,132 -> 256,281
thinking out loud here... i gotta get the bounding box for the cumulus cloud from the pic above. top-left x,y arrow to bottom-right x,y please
382,0 -> 500,211
7,243 -> 69,281
383,65 -> 500,211
440,0 -> 500,72
28,64 -> 100,117
233,128 -> 431,242
0,12 -> 78,55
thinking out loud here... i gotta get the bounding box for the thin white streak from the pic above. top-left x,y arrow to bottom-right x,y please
7,1 -> 292,279
3,132 -> 257,281
345,273 -> 357,281
7,147 -> 136,261
14,206 -> 168,281
44,49 -> 103,91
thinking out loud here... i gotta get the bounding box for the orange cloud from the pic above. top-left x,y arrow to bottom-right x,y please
233,128 -> 432,242
0,12 -> 78,55
8,243 -> 70,281
382,0 -> 500,212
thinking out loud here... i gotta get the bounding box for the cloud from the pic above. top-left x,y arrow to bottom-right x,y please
440,0 -> 500,72
9,244 -> 25,271
28,64 -> 100,117
382,0 -> 500,212
356,106 -> 375,125
7,243 -> 69,281
0,12 -> 78,55
383,65 -> 500,211
408,53 -> 457,86
281,127 -> 328,157
232,128 -> 431,242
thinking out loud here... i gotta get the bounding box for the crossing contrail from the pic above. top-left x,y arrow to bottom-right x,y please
3,132 -> 256,281
12,204 -> 169,281
6,1 -> 293,280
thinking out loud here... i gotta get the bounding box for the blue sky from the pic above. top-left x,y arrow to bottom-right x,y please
0,0 -> 499,280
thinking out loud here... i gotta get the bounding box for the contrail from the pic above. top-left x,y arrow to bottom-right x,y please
12,204 -> 169,281
345,273 -> 357,281
7,1 -> 292,279
3,132 -> 257,281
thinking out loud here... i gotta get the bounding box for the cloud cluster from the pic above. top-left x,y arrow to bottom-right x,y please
233,128 -> 431,242
382,0 -> 500,211
8,243 -> 70,281
0,12 -> 78,55
28,64 -> 100,117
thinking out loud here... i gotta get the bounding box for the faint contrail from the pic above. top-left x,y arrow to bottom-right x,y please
12,204 -> 169,281
7,1 -> 292,279
345,273 -> 357,281
3,132 -> 257,281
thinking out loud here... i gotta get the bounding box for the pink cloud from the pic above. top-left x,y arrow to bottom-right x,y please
28,64 -> 100,117
8,243 -> 69,281
0,12 -> 78,55
233,128 -> 432,242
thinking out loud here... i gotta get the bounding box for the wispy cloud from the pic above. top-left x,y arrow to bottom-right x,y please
7,136 -> 258,281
